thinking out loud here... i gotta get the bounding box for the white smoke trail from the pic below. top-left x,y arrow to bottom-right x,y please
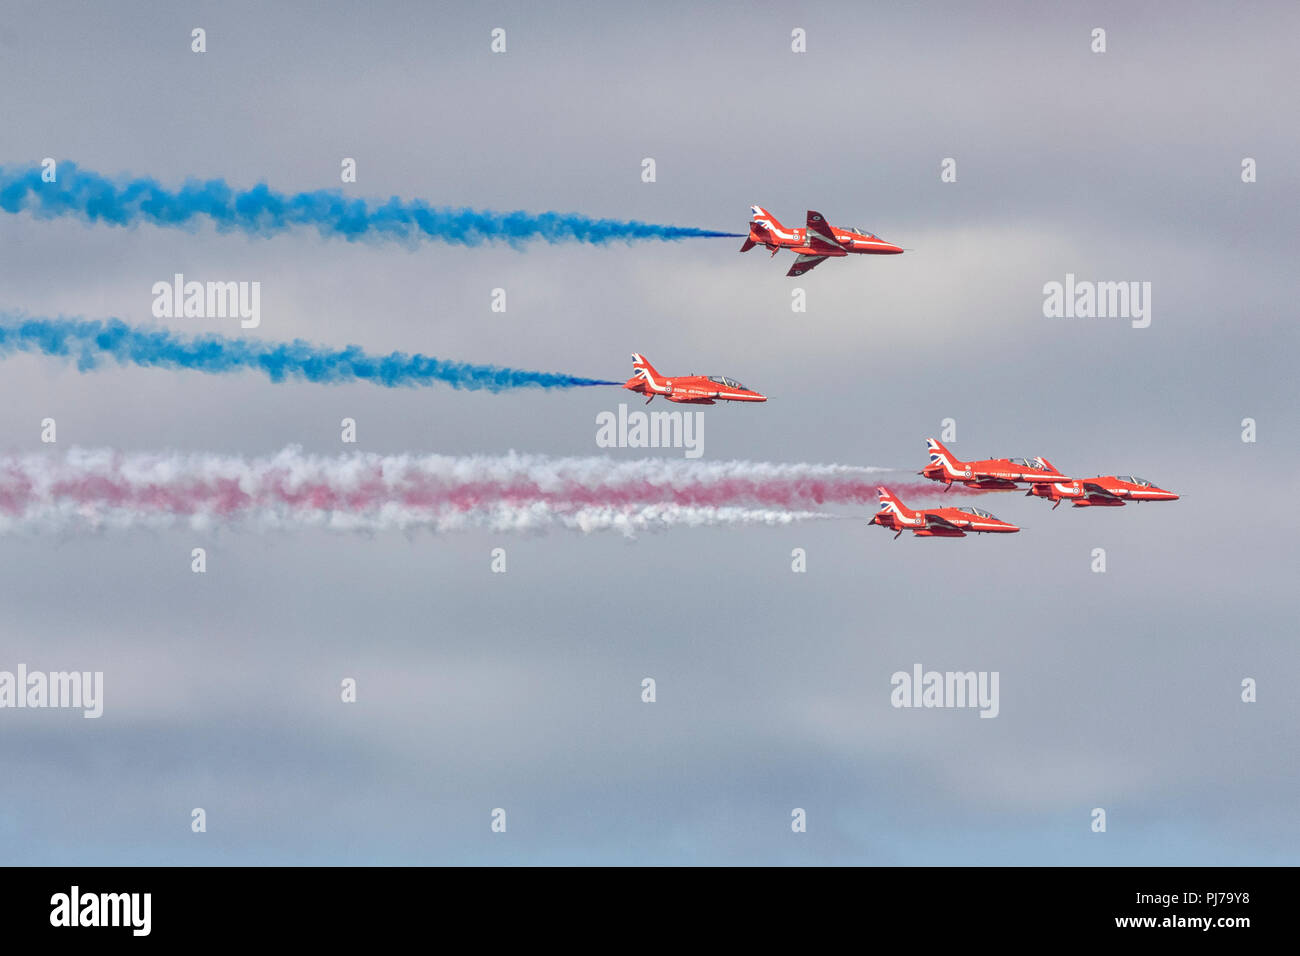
0,447 -> 874,537
0,501 -> 832,537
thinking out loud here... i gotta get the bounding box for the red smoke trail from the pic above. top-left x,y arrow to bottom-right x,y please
19,473 -> 989,516
0,450 -> 993,527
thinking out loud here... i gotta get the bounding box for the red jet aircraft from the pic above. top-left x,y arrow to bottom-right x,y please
740,206 -> 904,277
921,438 -> 1067,491
1026,475 -> 1180,509
623,353 -> 767,405
870,487 -> 1020,539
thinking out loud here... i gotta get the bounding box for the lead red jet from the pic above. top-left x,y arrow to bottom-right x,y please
622,353 -> 767,405
870,487 -> 1020,539
740,206 -> 904,276
921,438 -> 1067,491
1026,475 -> 1180,509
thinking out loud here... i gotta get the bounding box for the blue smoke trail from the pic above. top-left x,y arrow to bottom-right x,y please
0,317 -> 622,391
0,162 -> 743,245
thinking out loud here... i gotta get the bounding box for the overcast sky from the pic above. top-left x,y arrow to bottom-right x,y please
0,0 -> 1296,864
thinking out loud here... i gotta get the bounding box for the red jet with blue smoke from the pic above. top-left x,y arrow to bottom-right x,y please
740,206 -> 904,276
623,354 -> 767,405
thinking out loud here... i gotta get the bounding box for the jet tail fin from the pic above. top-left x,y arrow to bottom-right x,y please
629,353 -> 667,393
925,437 -> 962,472
875,486 -> 906,514
631,353 -> 661,377
749,205 -> 786,234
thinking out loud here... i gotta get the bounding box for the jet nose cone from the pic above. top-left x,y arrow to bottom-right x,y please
886,244 -> 905,254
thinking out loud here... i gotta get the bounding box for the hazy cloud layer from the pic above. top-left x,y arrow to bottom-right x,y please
0,0 -> 1295,864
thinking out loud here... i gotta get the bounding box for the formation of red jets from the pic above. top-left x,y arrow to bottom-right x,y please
920,438 -> 1180,509
623,206 -> 904,401
873,438 -> 1180,539
627,209 -> 1176,541
616,358 -> 1178,538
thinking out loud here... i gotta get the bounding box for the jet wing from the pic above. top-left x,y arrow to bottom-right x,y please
1081,482 -> 1121,499
787,254 -> 829,277
925,513 -> 965,531
966,475 -> 1020,489
804,211 -> 843,253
